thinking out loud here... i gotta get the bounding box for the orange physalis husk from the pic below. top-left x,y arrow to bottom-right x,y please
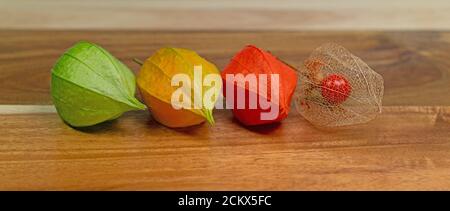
221,45 -> 298,126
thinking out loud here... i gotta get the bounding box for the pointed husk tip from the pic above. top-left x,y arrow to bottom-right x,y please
203,109 -> 215,125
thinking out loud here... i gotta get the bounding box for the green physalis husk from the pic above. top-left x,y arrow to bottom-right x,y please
51,41 -> 146,127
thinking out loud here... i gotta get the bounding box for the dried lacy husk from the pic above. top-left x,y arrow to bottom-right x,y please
295,43 -> 384,127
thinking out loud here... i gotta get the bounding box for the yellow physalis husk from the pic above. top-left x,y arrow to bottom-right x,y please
137,47 -> 222,125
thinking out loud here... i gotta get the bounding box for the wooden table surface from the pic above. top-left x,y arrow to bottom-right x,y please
0,31 -> 449,190
3,0 -> 450,30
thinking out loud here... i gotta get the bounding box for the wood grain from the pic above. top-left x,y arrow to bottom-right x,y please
2,0 -> 450,30
0,31 -> 450,190
1,31 -> 450,105
0,106 -> 449,190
